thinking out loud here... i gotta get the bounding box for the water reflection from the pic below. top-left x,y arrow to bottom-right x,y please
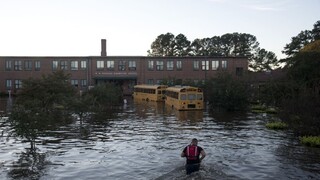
0,98 -> 319,179
7,149 -> 47,180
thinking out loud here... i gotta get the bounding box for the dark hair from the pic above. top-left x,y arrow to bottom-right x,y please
192,138 -> 198,141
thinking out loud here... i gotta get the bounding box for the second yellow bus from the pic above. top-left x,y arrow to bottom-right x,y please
165,86 -> 204,111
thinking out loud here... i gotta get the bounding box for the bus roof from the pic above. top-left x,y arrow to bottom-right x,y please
166,86 -> 202,92
134,84 -> 168,89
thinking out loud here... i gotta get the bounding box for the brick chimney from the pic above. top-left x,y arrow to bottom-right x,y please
101,39 -> 107,56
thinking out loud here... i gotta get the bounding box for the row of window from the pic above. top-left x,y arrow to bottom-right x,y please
146,79 -> 205,85
5,60 -> 41,71
96,60 -> 136,71
5,79 -> 88,89
52,60 -> 87,70
4,59 -> 229,72
147,60 -> 227,71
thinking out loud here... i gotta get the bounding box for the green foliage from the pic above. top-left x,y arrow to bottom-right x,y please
206,73 -> 250,111
148,32 -> 279,71
266,121 -> 288,130
9,70 -> 76,149
300,136 -> 320,147
260,51 -> 320,136
86,83 -> 122,112
250,48 -> 278,72
282,20 -> 320,61
15,70 -> 76,113
148,32 -> 190,56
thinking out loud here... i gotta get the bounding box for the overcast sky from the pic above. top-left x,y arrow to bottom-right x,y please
0,0 -> 319,59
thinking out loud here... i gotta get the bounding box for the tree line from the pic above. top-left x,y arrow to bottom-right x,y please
147,32 -> 278,71
147,20 -> 320,72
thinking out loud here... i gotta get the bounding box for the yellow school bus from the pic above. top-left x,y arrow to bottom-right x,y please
133,84 -> 168,102
165,86 -> 204,111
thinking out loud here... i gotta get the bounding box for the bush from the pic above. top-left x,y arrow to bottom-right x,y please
266,121 -> 288,130
300,136 -> 320,147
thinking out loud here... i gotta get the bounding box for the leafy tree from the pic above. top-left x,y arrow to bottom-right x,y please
174,33 -> 191,56
148,32 -> 278,71
148,32 -> 175,56
312,20 -> 320,41
282,20 -> 320,61
282,30 -> 313,58
250,48 -> 278,71
86,83 -> 122,112
189,38 -> 212,56
206,73 -> 250,111
9,70 -> 76,150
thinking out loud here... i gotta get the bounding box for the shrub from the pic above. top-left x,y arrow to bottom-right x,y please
266,121 -> 288,130
300,136 -> 320,147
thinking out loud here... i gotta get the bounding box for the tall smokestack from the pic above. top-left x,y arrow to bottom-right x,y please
101,39 -> 107,56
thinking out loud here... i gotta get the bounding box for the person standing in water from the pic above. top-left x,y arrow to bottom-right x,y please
181,138 -> 206,175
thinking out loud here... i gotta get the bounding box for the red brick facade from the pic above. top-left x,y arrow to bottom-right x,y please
0,41 -> 248,95
0,56 -> 248,95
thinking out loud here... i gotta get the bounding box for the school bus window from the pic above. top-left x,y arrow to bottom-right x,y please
197,94 -> 203,100
188,94 -> 196,100
180,94 -> 187,100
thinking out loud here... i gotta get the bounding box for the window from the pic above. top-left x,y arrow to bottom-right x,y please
201,60 -> 209,70
14,60 -> 22,71
24,60 -> 32,71
52,61 -> 59,70
71,79 -> 79,87
156,79 -> 163,84
97,60 -> 104,70
222,60 -> 227,69
167,60 -> 174,71
60,60 -> 68,70
118,61 -> 126,71
5,60 -> 12,71
81,60 -> 87,69
156,60 -> 164,71
35,61 -> 40,71
212,60 -> 219,70
15,80 -> 22,89
107,60 -> 114,70
147,79 -> 154,85
176,60 -> 182,70
236,67 -> 243,76
81,79 -> 87,87
180,94 -> 186,100
148,60 -> 154,70
71,61 -> 79,70
193,60 -> 199,70
6,80 -> 12,89
128,60 -> 136,71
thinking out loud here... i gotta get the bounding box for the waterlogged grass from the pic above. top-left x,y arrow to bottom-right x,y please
300,136 -> 320,147
251,104 -> 277,114
266,121 -> 288,130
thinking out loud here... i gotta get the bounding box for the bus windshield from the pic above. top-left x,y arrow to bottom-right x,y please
188,94 -> 196,100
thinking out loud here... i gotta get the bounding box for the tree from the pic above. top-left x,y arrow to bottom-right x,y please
282,30 -> 313,58
148,32 -> 278,71
9,70 -> 76,150
206,73 -> 250,111
250,48 -> 278,71
147,32 -> 175,56
174,33 -> 191,56
282,20 -> 320,60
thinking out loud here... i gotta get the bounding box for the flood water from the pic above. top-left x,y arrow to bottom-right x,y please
0,97 -> 319,180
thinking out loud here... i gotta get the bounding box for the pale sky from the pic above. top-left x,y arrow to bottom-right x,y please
0,0 -> 319,59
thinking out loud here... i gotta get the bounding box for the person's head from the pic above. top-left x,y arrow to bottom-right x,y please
191,138 -> 198,146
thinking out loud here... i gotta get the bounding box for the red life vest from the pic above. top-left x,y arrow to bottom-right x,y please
186,145 -> 198,160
